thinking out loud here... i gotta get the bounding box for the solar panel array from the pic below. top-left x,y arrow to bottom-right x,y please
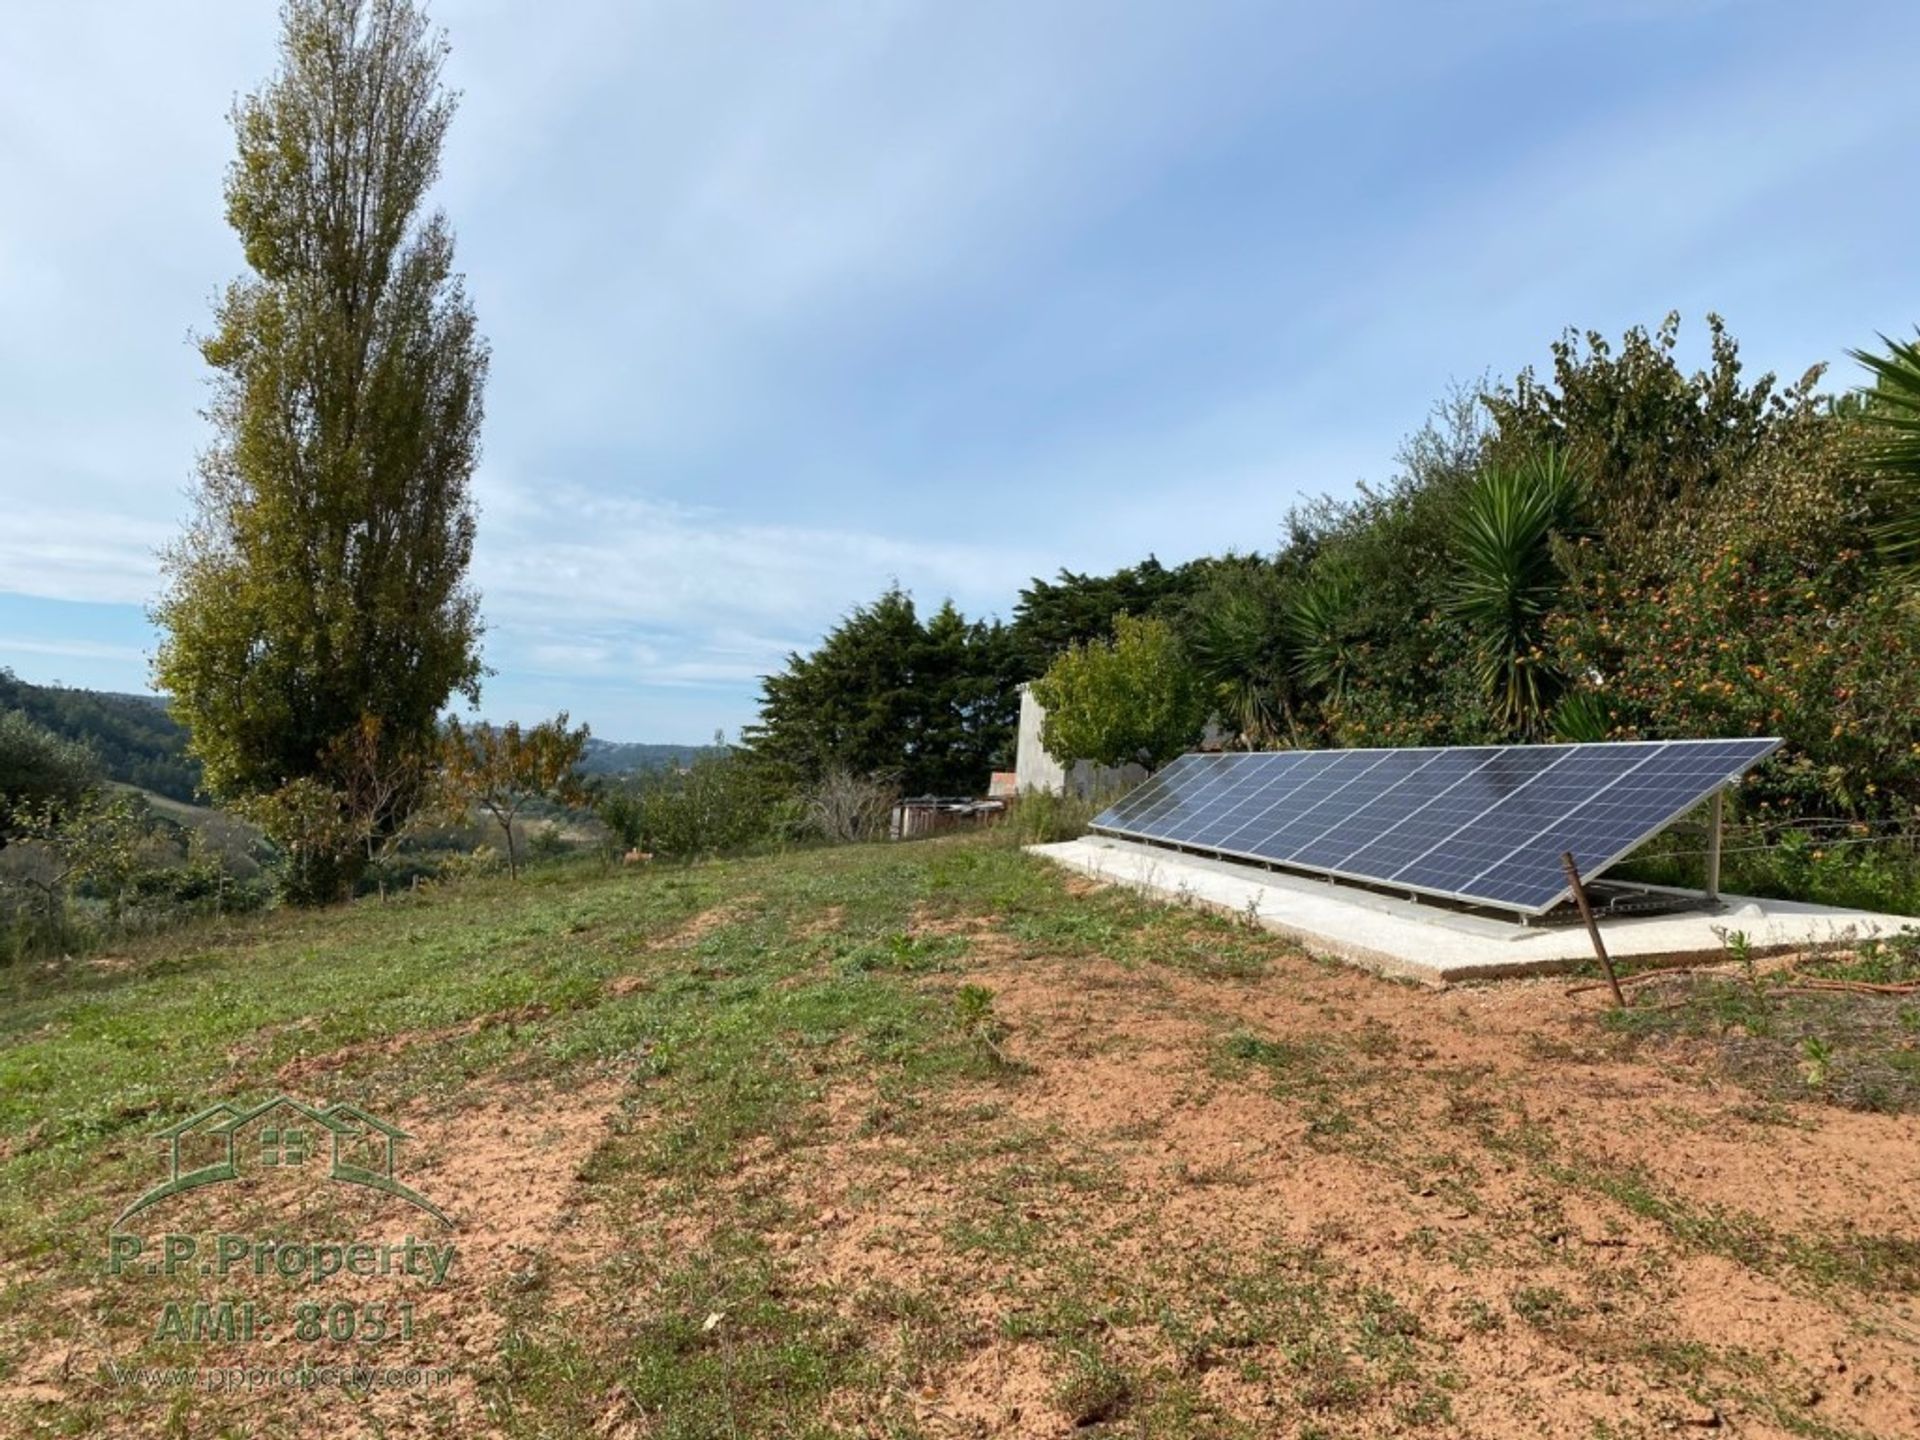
1089,739 -> 1779,916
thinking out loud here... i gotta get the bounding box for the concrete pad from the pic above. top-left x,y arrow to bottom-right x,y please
1030,835 -> 1916,985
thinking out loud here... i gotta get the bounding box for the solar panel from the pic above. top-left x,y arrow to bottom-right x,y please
1088,738 -> 1780,916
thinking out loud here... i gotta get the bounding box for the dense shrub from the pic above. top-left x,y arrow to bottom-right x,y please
0,794 -> 271,963
1031,615 -> 1207,770
596,751 -> 794,860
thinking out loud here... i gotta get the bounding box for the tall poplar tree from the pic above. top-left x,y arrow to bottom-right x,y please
154,0 -> 486,901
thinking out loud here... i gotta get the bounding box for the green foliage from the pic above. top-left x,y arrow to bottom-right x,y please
1,791 -> 264,962
153,0 -> 485,898
952,983 -> 1014,1071
996,789 -> 1109,847
1032,614 -> 1206,770
1180,559 -> 1297,747
1850,330 -> 1920,573
0,709 -> 99,850
1622,823 -> 1920,918
234,776 -> 365,905
595,750 -> 791,860
1548,690 -> 1612,744
1011,555 -> 1212,673
746,589 -> 1021,794
442,714 -> 591,879
1447,451 -> 1582,735
1285,563 -> 1363,705
1264,386 -> 1492,747
1539,335 -> 1920,816
1482,313 -> 1814,564
0,671 -> 198,803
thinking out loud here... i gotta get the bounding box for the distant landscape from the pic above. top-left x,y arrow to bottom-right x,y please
0,668 -> 704,804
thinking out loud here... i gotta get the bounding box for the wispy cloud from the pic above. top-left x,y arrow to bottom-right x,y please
4,0 -> 1919,738
0,636 -> 147,665
0,505 -> 173,608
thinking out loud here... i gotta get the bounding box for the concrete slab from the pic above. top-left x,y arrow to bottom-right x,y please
1030,835 -> 1916,985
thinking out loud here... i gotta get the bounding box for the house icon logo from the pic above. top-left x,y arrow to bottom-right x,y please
116,1095 -> 453,1229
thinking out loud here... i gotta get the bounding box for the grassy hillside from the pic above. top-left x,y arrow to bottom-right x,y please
0,670 -> 706,802
1,837 -> 1917,1437
0,670 -> 199,803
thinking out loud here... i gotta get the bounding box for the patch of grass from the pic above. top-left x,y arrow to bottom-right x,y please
1219,1030 -> 1384,1150
493,1224 -> 895,1440
1599,964 -> 1920,1114
1052,1341 -> 1135,1427
1485,1121 -> 1920,1297
997,880 -> 1276,979
1511,1284 -> 1582,1329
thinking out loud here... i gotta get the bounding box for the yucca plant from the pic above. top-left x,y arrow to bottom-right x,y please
1851,332 -> 1920,574
1187,586 -> 1289,747
1448,450 -> 1582,735
1285,565 -> 1362,703
1549,689 -> 1611,744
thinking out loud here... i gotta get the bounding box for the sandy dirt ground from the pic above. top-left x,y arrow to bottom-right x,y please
11,898 -> 1918,1438
738,921 -> 1920,1439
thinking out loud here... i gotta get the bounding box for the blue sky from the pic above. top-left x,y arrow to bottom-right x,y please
2,1 -> 1917,742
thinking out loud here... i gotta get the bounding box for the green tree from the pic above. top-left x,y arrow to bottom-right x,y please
441,715 -> 590,879
0,710 -> 100,851
153,0 -> 486,902
1180,565 -> 1294,747
1010,556 -> 1214,674
1447,451 -> 1582,735
1482,313 -> 1819,569
1031,614 -> 1205,771
1851,330 -> 1920,573
4,791 -> 148,925
1284,563 -> 1364,707
746,590 -> 1020,794
596,750 -> 789,859
1268,384 -> 1492,747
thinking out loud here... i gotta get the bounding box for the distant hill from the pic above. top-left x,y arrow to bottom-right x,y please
0,668 -> 706,794
577,738 -> 715,777
0,670 -> 201,802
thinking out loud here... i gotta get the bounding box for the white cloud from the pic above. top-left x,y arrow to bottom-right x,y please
0,505 -> 171,607
5,0 -> 1920,740
471,471 -> 1051,701
0,636 -> 147,665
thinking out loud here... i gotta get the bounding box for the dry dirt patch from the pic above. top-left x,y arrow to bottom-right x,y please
5,1073 -> 628,1437
642,899 -> 756,952
716,927 -> 1920,1438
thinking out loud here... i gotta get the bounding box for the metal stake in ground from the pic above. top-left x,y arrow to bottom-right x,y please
1561,851 -> 1626,1008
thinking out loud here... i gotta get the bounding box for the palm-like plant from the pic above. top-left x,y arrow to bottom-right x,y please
1549,689 -> 1611,744
1285,565 -> 1361,704
1448,450 -> 1582,735
1851,332 -> 1920,573
1187,586 -> 1288,747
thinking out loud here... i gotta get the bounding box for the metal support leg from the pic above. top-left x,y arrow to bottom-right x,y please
1705,790 -> 1723,903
